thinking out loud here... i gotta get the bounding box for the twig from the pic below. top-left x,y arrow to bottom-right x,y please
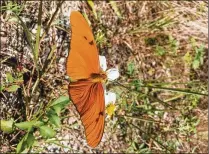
40,0 -> 65,42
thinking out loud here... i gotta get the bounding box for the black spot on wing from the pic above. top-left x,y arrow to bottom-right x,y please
89,40 -> 94,45
95,112 -> 103,123
84,36 -> 87,40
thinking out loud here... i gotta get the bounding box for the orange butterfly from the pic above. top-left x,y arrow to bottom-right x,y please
66,11 -> 107,148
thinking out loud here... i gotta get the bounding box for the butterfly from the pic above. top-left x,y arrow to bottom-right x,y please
66,11 -> 107,148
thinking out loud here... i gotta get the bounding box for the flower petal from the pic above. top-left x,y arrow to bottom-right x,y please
99,55 -> 107,71
106,68 -> 119,81
105,91 -> 116,106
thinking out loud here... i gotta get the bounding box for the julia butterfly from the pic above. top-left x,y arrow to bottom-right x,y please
66,11 -> 106,148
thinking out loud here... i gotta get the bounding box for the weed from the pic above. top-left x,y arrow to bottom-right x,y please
127,62 -> 135,76
192,45 -> 205,70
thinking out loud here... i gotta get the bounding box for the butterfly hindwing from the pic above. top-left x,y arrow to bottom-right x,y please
69,80 -> 105,148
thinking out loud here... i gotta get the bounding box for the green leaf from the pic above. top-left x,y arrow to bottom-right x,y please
33,121 -> 44,127
15,120 -> 44,130
52,105 -> 62,116
48,113 -> 61,128
49,96 -> 70,115
46,109 -> 60,127
0,119 -> 14,133
169,35 -> 179,53
15,73 -> 24,83
6,73 -> 14,83
16,132 -> 35,153
15,121 -> 35,130
0,84 -> 5,92
39,125 -> 56,138
183,51 -> 192,64
192,60 -> 200,69
155,45 -> 166,56
192,45 -> 205,69
190,37 -> 197,48
6,85 -> 20,92
16,135 -> 26,153
50,96 -> 70,107
26,133 -> 35,148
127,62 -> 135,75
131,80 -> 142,91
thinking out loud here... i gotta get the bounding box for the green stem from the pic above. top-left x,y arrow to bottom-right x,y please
34,0 -> 42,69
31,78 -> 40,95
142,85 -> 207,96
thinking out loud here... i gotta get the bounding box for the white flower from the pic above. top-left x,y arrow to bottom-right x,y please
104,91 -> 116,106
99,55 -> 119,106
106,68 -> 120,81
105,91 -> 117,117
99,56 -> 107,71
99,55 -> 120,81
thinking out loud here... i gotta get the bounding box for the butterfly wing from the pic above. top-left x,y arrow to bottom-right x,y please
69,80 -> 105,148
67,11 -> 100,80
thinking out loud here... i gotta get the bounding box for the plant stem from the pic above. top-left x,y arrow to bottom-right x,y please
40,0 -> 65,42
34,0 -> 42,70
142,85 -> 207,96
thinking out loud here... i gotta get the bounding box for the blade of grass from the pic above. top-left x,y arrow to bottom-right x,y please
87,0 -> 97,20
55,25 -> 69,34
144,80 -> 203,86
15,14 -> 34,53
83,10 -> 91,26
164,94 -> 184,102
28,0 -> 42,98
34,0 -> 42,66
109,1 -> 121,18
141,85 -> 207,96
128,15 -> 179,34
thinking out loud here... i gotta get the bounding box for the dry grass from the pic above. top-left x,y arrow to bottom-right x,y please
0,1 -> 208,153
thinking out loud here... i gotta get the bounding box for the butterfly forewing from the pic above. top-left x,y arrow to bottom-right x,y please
67,11 -> 100,80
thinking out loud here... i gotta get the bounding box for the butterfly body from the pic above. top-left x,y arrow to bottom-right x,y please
67,11 -> 106,148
